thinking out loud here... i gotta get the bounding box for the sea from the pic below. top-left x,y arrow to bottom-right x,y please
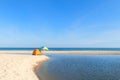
39,54 -> 120,80
0,47 -> 120,51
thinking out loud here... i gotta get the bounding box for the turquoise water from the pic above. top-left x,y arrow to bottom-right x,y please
39,54 -> 120,80
1,48 -> 120,51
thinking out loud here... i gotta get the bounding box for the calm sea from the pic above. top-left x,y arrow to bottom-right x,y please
39,54 -> 120,80
0,48 -> 120,51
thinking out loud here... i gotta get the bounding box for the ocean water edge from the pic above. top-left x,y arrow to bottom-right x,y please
0,48 -> 120,51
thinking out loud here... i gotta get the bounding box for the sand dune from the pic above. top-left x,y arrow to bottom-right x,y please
0,53 -> 49,80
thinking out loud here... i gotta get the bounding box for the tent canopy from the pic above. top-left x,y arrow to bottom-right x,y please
40,46 -> 49,51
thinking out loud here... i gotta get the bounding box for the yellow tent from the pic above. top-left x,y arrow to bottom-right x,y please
32,49 -> 42,55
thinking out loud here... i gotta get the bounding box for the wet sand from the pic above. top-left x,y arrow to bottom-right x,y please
43,51 -> 120,55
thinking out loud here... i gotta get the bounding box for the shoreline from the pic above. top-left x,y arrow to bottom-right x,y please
1,50 -> 120,55
43,51 -> 120,55
0,53 -> 49,80
1,50 -> 120,80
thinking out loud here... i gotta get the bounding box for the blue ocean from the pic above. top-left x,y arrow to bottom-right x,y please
0,48 -> 120,51
39,54 -> 120,80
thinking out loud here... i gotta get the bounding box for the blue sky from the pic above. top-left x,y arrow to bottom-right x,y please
0,0 -> 120,47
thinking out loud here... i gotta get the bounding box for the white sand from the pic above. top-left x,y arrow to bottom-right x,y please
0,53 -> 49,80
1,50 -> 120,55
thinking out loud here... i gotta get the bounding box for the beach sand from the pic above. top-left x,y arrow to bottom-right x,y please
1,50 -> 120,55
0,53 -> 49,80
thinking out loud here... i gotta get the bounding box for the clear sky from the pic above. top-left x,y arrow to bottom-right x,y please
0,0 -> 120,47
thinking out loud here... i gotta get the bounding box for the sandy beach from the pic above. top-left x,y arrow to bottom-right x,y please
44,51 -> 120,55
0,52 -> 49,80
1,50 -> 120,55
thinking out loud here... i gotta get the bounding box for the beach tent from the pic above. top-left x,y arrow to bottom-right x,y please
32,49 -> 42,55
40,46 -> 49,51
